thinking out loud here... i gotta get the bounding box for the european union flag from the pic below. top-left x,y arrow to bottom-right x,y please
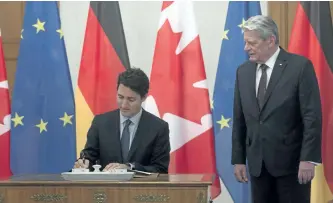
212,2 -> 261,203
10,2 -> 76,174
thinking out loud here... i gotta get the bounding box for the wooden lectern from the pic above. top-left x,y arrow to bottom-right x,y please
0,174 -> 213,203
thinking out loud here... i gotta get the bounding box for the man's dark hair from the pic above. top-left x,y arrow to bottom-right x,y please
117,67 -> 149,98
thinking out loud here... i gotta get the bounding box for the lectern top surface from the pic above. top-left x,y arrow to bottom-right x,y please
0,174 -> 214,186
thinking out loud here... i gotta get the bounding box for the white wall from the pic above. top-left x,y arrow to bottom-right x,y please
60,1 -> 267,97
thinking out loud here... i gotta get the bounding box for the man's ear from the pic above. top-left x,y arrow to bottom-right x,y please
142,94 -> 147,102
269,35 -> 276,47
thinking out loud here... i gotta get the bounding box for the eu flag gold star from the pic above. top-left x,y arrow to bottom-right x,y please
33,18 -> 46,33
217,115 -> 230,129
56,29 -> 64,39
238,18 -> 246,32
222,30 -> 229,40
11,112 -> 24,127
59,112 -> 73,127
36,119 -> 48,133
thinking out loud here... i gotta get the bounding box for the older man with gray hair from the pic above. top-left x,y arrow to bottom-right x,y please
231,15 -> 322,203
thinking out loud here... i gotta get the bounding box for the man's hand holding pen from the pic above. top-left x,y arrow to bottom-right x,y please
73,152 -> 89,169
74,159 -> 89,169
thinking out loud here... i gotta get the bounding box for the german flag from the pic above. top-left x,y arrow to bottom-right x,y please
288,2 -> 333,202
75,1 -> 130,156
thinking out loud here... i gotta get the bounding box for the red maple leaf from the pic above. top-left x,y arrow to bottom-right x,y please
149,19 -> 211,124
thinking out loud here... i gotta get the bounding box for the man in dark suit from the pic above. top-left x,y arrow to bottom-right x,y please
74,68 -> 170,173
232,15 -> 322,203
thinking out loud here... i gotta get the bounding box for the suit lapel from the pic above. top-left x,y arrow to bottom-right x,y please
260,49 -> 288,112
127,110 -> 148,161
109,110 -> 122,162
247,62 -> 260,115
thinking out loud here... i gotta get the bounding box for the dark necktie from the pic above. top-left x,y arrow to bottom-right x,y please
257,64 -> 268,110
121,119 -> 131,163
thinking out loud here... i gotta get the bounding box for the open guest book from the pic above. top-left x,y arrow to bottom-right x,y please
61,165 -> 159,181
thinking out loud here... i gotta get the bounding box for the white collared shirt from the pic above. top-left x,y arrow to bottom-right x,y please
255,47 -> 280,95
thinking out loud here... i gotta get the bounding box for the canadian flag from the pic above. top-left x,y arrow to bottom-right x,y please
145,0 -> 221,198
0,30 -> 12,178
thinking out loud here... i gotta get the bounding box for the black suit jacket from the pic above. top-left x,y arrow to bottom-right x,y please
231,48 -> 322,177
81,109 -> 170,173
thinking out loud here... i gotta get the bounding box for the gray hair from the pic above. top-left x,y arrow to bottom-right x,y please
242,15 -> 279,45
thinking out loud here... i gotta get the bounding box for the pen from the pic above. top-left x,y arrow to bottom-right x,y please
80,151 -> 86,168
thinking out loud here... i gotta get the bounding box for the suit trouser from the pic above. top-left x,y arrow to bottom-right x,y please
250,162 -> 311,203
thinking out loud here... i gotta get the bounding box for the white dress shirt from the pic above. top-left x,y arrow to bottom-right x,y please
255,47 -> 280,95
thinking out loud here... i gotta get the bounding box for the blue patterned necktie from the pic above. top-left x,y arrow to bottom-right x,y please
121,119 -> 131,162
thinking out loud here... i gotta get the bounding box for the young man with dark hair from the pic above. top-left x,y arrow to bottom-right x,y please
74,68 -> 170,173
